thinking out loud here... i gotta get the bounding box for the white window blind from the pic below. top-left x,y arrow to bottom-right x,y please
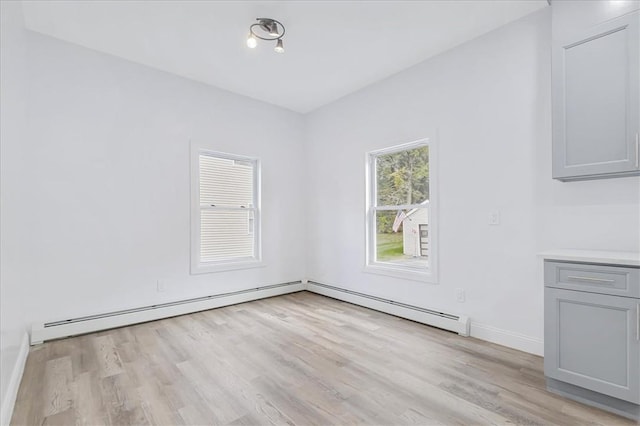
197,153 -> 259,265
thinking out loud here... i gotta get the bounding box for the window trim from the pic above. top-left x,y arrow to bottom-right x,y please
190,147 -> 263,274
364,138 -> 438,283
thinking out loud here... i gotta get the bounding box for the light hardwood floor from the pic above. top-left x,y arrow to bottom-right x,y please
11,291 -> 636,425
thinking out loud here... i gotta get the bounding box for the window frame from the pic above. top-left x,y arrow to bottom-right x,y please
364,138 -> 438,283
190,148 -> 263,274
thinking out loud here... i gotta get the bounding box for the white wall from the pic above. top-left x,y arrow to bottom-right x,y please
304,8 -> 640,354
1,20 -> 306,360
1,0 -> 29,413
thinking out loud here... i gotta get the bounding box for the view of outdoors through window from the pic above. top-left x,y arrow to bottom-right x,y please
374,145 -> 429,268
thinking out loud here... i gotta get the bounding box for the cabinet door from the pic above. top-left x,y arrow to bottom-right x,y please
552,12 -> 639,181
545,288 -> 640,403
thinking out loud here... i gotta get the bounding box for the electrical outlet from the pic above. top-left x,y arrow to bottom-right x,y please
489,210 -> 500,225
456,288 -> 465,303
156,280 -> 166,292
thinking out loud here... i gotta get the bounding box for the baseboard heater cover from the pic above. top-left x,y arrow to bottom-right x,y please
31,281 -> 304,345
306,281 -> 470,336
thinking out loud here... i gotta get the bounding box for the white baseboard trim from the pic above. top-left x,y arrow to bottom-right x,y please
1,332 -> 29,426
306,281 -> 469,336
31,282 -> 304,345
304,280 -> 542,356
470,322 -> 543,356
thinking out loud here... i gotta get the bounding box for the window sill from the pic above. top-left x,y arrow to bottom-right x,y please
363,263 -> 437,283
191,260 -> 265,275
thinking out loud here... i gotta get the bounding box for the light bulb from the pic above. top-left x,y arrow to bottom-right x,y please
274,38 -> 284,53
246,34 -> 257,49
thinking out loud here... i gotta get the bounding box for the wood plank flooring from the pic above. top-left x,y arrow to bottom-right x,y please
11,291 -> 636,425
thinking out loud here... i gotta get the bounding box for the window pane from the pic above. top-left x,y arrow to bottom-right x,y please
375,208 -> 428,268
200,155 -> 253,207
376,145 -> 429,206
201,209 -> 254,262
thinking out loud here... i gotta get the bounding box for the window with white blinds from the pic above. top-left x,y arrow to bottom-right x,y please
191,150 -> 261,273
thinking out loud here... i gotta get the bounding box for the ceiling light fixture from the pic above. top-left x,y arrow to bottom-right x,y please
247,18 -> 286,53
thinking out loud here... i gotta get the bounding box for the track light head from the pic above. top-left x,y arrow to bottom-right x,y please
274,38 -> 284,53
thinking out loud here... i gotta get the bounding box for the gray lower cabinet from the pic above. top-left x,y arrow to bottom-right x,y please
545,288 -> 639,403
544,260 -> 640,420
552,11 -> 640,181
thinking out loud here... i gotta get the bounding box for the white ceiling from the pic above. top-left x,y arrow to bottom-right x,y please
21,0 -> 548,113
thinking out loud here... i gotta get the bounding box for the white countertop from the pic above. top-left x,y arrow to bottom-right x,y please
539,249 -> 640,267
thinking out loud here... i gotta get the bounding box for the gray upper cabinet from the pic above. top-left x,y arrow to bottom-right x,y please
552,10 -> 640,181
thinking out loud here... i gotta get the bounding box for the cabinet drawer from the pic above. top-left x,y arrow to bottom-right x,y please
544,261 -> 640,298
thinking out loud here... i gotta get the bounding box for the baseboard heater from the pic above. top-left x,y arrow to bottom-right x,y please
31,281 -> 304,345
306,281 -> 470,336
